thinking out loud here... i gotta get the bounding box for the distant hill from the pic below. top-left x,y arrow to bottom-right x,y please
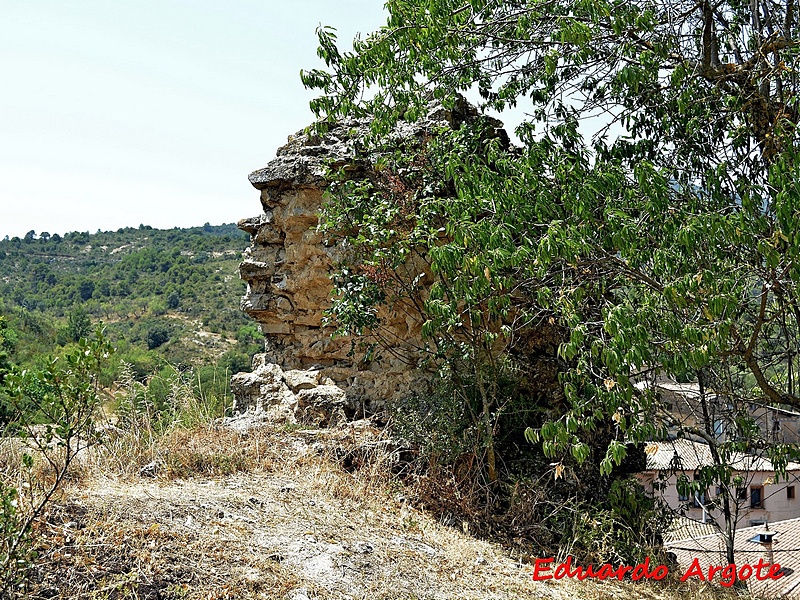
0,223 -> 263,404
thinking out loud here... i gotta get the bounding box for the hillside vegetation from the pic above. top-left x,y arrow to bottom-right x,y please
0,223 -> 260,413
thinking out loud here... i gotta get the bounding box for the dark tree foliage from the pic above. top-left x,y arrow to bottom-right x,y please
78,280 -> 94,301
167,291 -> 181,310
146,325 -> 170,350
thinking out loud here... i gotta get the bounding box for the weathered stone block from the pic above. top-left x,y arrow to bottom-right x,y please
296,385 -> 347,427
284,369 -> 323,392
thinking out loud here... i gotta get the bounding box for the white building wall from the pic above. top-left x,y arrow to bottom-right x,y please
638,469 -> 800,529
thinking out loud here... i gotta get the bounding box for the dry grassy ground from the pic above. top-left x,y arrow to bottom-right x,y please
21,423 -> 739,600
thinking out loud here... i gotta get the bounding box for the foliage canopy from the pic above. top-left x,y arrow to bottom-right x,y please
302,0 -> 800,481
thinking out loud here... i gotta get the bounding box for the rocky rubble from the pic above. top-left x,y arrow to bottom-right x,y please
226,355 -> 348,430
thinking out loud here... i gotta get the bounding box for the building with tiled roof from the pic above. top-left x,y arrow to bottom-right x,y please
639,439 -> 800,529
635,378 -> 800,445
666,517 -> 800,598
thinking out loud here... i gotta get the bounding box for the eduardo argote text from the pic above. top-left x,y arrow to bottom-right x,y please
532,556 -> 784,587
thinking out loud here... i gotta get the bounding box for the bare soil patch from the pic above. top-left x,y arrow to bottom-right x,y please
24,425 -> 733,600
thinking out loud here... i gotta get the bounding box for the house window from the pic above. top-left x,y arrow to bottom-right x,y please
788,486 -> 796,500
677,474 -> 691,503
694,488 -> 707,508
737,487 -> 747,501
693,476 -> 706,508
751,486 -> 764,509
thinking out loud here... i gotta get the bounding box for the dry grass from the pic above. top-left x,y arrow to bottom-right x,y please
4,421 -> 746,599
84,425 -> 276,479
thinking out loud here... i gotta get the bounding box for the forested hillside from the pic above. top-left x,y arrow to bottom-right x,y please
0,223 -> 260,411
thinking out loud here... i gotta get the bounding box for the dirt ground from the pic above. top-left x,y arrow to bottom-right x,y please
23,424 -> 733,600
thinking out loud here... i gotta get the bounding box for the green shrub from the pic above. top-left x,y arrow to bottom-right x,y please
143,323 -> 170,350
0,478 -> 32,597
390,384 -> 475,465
0,330 -> 112,598
60,306 -> 91,345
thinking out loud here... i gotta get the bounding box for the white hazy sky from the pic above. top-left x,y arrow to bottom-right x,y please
0,1 -> 390,239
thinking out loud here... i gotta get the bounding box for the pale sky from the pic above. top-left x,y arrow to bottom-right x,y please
0,1 -> 389,239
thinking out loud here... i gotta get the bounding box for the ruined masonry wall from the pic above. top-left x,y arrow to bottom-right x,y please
231,117 -> 434,417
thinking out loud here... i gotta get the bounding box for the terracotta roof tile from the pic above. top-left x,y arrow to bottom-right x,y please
666,517 -> 800,598
645,439 -> 800,472
663,515 -> 719,543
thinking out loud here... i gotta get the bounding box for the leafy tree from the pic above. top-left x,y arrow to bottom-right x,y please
146,325 -> 170,350
303,0 -> 800,561
78,279 -> 95,301
166,290 -> 181,310
64,306 -> 92,344
96,280 -> 111,298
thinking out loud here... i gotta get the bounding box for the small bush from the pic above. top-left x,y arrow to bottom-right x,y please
146,325 -> 170,350
390,386 -> 476,465
0,479 -> 32,596
0,330 -> 112,597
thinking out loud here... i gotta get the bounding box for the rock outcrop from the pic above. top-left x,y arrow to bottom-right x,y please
227,355 -> 347,430
230,102 -> 511,423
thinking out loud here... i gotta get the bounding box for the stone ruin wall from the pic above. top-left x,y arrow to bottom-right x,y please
229,105 -> 562,426
230,117 -> 434,422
